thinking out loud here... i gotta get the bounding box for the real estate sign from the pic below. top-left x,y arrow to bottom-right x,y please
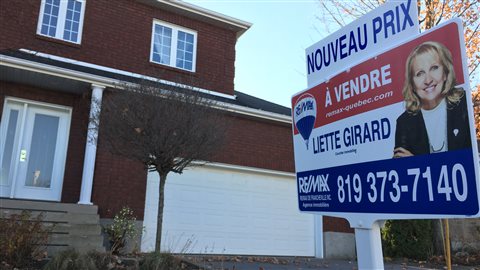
292,20 -> 480,223
305,0 -> 419,88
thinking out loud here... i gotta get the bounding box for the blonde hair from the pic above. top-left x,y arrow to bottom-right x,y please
402,41 -> 463,113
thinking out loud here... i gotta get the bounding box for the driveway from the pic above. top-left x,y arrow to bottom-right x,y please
182,255 -> 479,270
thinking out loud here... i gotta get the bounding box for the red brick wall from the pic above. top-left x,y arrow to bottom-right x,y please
0,0 -> 237,96
214,115 -> 295,172
323,216 -> 354,234
91,147 -> 147,219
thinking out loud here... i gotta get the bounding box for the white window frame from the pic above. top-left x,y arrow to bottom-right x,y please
150,20 -> 197,72
36,0 -> 86,44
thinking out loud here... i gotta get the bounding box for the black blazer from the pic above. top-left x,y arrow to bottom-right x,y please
395,92 -> 472,155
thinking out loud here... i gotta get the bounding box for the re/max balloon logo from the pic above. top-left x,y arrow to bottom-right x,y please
294,94 -> 317,149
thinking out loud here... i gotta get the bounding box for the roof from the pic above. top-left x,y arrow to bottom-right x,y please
136,0 -> 252,38
0,49 -> 291,120
234,91 -> 291,116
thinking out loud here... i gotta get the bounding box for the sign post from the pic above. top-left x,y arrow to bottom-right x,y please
293,1 -> 480,268
355,222 -> 385,269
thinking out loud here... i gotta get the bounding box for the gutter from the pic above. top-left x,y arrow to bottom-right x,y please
137,0 -> 252,38
191,161 -> 296,177
160,0 -> 252,36
1,54 -> 118,88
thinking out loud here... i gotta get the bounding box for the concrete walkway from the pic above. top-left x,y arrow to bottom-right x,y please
182,256 -> 479,270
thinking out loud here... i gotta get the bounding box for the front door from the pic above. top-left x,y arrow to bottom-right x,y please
0,98 -> 71,201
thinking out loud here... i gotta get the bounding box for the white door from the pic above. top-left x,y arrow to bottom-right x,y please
0,98 -> 71,201
141,165 -> 315,256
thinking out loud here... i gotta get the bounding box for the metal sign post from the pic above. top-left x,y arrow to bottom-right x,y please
355,222 -> 384,270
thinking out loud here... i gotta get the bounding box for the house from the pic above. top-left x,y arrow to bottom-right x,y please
0,0 -> 354,258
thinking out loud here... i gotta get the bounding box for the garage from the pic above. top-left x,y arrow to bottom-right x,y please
141,164 -> 315,256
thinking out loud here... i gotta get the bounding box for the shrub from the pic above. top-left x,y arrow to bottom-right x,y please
43,249 -> 97,270
0,210 -> 51,268
85,251 -> 118,269
104,206 -> 140,255
382,219 -> 434,260
43,249 -> 138,270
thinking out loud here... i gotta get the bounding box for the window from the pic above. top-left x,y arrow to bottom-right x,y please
150,20 -> 197,72
37,0 -> 86,44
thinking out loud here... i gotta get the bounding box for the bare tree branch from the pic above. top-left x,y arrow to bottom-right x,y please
465,23 -> 479,46
320,2 -> 346,26
455,1 -> 477,18
435,0 -> 447,25
469,60 -> 480,77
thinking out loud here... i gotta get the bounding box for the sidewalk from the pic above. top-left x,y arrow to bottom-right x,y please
182,255 -> 479,270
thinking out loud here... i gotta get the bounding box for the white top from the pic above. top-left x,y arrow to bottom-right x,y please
421,99 -> 448,153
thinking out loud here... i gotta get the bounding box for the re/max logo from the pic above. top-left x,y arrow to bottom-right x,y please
295,100 -> 314,117
298,174 -> 330,194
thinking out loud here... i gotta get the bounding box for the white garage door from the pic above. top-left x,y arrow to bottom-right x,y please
141,164 -> 315,256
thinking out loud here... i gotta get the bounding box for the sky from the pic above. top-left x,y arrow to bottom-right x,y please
184,0 -> 336,108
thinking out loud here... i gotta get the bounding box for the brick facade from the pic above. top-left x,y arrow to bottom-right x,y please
0,0 -> 236,95
323,216 -> 354,234
214,115 -> 295,172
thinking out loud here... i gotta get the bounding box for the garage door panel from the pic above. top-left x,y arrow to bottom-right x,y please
141,166 -> 314,256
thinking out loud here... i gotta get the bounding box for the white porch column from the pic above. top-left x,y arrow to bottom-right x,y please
78,84 -> 105,205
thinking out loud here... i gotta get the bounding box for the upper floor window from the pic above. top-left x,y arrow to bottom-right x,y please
37,0 -> 86,44
150,20 -> 197,72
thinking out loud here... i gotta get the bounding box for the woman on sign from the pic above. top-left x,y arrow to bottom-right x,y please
393,41 -> 471,157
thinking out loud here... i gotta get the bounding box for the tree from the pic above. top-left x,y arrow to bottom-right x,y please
91,80 -> 227,251
473,90 -> 480,137
316,0 -> 480,137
